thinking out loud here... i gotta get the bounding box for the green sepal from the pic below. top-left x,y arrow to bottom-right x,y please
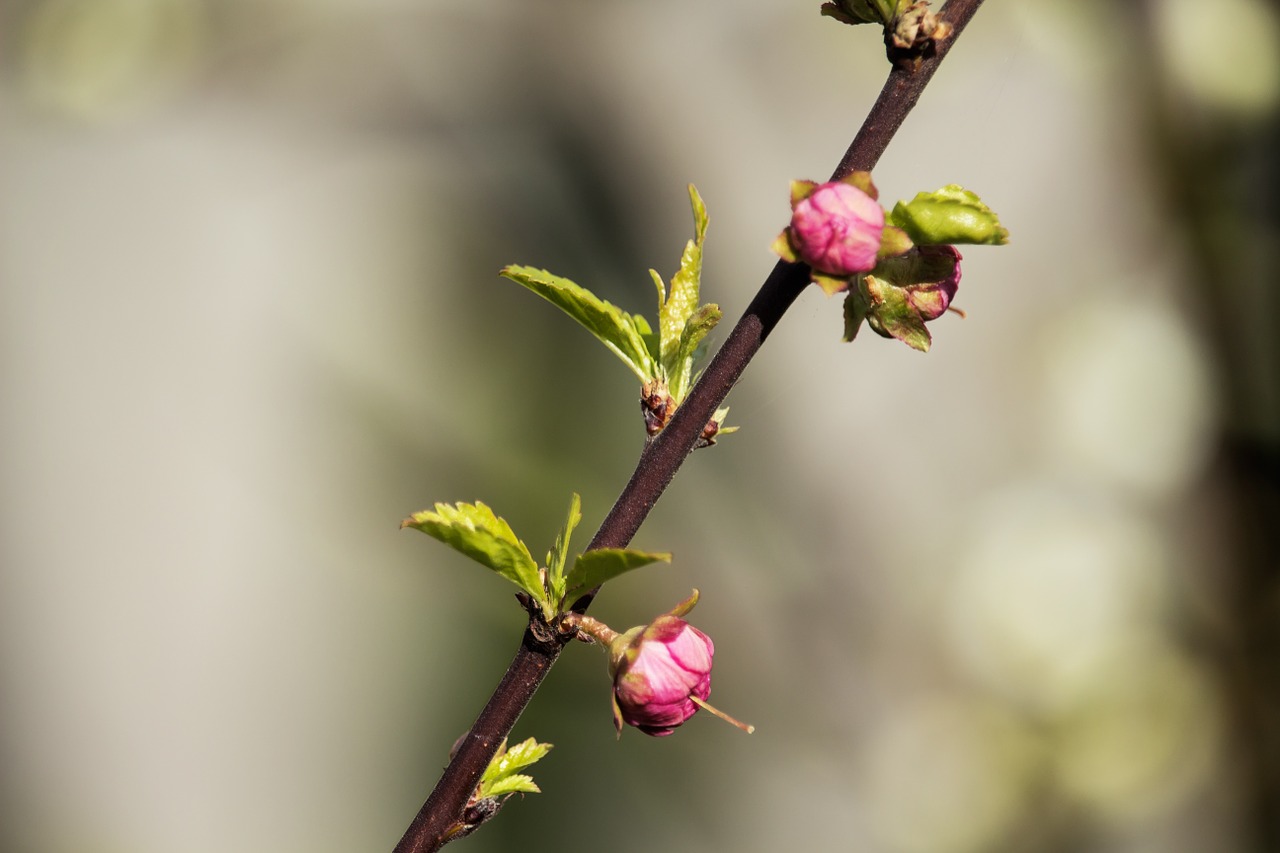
545,493 -> 582,609
790,179 -> 820,206
607,625 -> 647,674
889,185 -> 1010,246
477,737 -> 552,799
813,273 -> 852,296
402,502 -> 545,604
771,231 -> 799,263
667,587 -> 701,618
841,170 -> 879,201
563,548 -> 672,605
877,224 -> 914,259
500,265 -> 658,382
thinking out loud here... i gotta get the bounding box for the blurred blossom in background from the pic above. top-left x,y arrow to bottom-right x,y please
2,1 -> 1278,852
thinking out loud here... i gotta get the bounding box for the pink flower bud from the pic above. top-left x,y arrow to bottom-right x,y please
610,615 -> 714,737
788,181 -> 885,276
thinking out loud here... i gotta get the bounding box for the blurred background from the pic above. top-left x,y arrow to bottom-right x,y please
2,0 -> 1278,851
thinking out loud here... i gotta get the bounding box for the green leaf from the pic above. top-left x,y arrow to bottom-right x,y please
862,275 -> 933,352
486,737 -> 552,778
889,185 -> 1010,246
483,775 -> 540,797
771,230 -> 798,263
712,407 -> 736,434
477,737 -> 552,799
545,493 -> 582,606
820,0 -> 904,26
563,548 -> 672,603
500,265 -> 657,382
402,502 -> 544,602
667,302 -> 721,403
658,185 -> 710,383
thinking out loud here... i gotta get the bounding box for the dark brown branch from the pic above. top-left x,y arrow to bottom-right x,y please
393,2 -> 986,850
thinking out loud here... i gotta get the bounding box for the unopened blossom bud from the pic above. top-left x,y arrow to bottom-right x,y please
787,180 -> 885,276
905,244 -> 962,320
847,243 -> 964,352
609,614 -> 715,737
566,590 -> 753,738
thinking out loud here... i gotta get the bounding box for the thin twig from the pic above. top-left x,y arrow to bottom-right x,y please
393,2 -> 986,849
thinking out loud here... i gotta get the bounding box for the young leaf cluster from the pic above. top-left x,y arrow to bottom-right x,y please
476,737 -> 552,799
402,494 -> 670,623
441,737 -> 554,843
500,185 -> 733,443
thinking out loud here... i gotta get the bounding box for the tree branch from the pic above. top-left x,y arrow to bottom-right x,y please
393,2 -> 986,849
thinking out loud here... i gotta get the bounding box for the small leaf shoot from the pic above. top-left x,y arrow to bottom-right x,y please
545,493 -> 582,608
477,737 -> 552,800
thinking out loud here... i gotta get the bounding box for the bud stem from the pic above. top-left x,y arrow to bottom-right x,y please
689,696 -> 755,734
560,613 -> 619,646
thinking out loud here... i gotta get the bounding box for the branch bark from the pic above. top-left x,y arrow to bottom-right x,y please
393,2 -> 986,849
